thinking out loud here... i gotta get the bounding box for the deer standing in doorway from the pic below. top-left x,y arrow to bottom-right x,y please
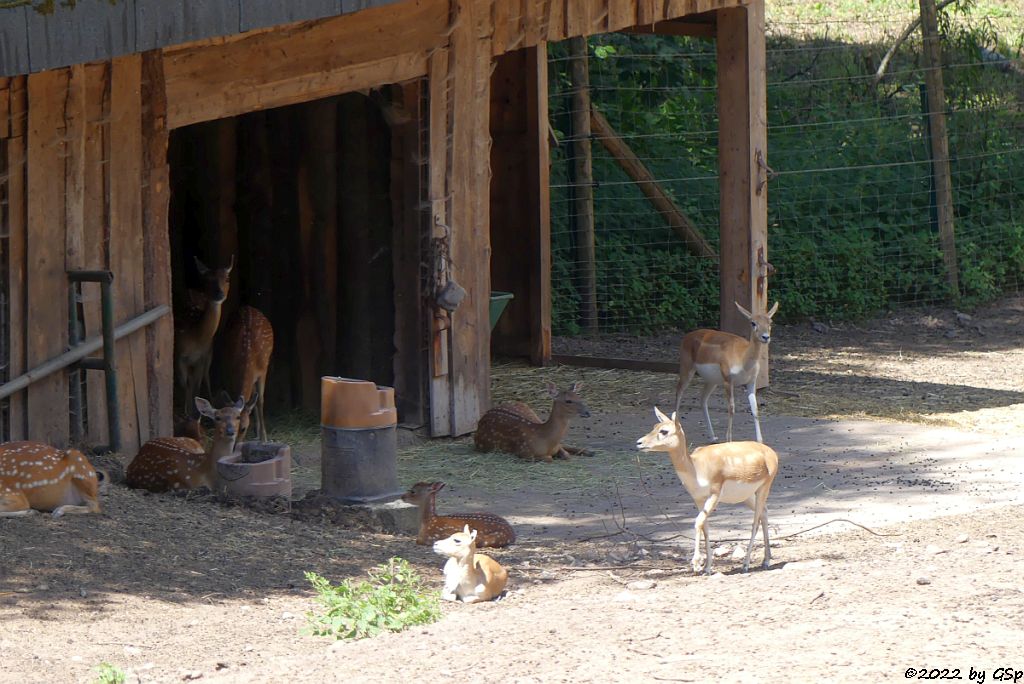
675,301 -> 779,443
175,256 -> 232,414
219,305 -> 274,442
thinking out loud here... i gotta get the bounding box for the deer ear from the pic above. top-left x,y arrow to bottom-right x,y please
654,406 -> 669,422
226,254 -> 235,272
433,482 -> 446,492
469,528 -> 478,541
767,301 -> 780,318
234,395 -> 245,410
735,301 -> 753,319
545,381 -> 559,398
195,396 -> 216,419
463,524 -> 471,534
670,411 -> 679,423
194,256 -> 209,275
570,381 -> 584,393
244,391 -> 259,412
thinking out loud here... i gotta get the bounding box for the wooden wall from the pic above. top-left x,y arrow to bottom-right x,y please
0,56 -> 171,453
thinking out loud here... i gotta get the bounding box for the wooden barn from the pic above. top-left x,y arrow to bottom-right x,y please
0,0 -> 767,453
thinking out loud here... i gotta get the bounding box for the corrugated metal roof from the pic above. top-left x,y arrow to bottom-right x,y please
0,0 -> 402,78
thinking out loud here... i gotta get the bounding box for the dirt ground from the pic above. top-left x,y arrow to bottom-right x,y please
2,298 -> 1024,684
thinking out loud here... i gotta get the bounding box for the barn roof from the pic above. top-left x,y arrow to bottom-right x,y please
0,0 -> 401,78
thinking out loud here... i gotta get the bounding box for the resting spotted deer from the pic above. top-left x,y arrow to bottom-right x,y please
402,481 -> 515,548
175,256 -> 233,414
0,442 -> 104,517
126,395 -> 254,493
219,305 -> 274,442
473,381 -> 591,462
675,301 -> 779,443
636,407 -> 779,574
433,525 -> 509,603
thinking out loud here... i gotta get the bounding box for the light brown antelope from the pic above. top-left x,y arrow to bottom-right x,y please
0,442 -> 104,517
675,301 -> 779,443
402,481 -> 516,548
433,524 -> 509,603
175,256 -> 233,414
474,381 -> 591,462
126,395 -> 250,493
636,407 -> 779,575
219,305 -> 274,442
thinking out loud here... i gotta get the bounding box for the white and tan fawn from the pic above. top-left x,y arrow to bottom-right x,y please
0,442 -> 104,517
219,305 -> 274,442
636,407 -> 779,575
675,301 -> 779,443
126,395 -> 253,493
402,481 -> 516,548
175,256 -> 233,414
433,525 -> 509,603
474,381 -> 591,462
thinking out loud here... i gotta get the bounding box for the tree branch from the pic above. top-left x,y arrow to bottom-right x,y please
872,0 -> 961,87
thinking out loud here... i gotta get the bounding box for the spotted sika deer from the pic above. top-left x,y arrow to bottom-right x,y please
175,256 -> 233,414
636,407 -> 779,575
473,381 -> 591,462
675,301 -> 779,443
127,395 -> 253,493
433,525 -> 509,603
0,442 -> 104,517
402,481 -> 515,548
219,305 -> 274,442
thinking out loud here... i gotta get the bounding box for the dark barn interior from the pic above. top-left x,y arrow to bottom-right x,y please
167,88 -> 417,421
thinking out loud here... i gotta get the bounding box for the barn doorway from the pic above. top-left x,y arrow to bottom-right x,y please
167,84 -> 427,426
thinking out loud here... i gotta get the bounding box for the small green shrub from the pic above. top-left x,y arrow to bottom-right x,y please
305,558 -> 441,640
92,663 -> 126,684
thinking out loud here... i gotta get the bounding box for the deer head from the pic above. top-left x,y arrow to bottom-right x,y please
735,301 -> 779,345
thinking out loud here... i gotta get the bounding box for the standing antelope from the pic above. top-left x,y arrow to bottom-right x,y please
219,305 -> 274,442
175,256 -> 233,414
675,301 -> 779,443
126,395 -> 252,493
474,381 -> 591,462
637,407 -> 779,574
433,524 -> 509,603
402,481 -> 516,548
0,442 -> 104,517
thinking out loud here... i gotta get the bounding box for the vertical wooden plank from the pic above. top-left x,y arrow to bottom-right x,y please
83,63 -> 110,445
493,0 -> 511,55
64,65 -> 87,274
526,43 -> 551,364
565,0 -> 588,37
607,0 -> 637,32
546,0 -> 566,41
109,54 -> 149,453
26,69 -> 71,445
717,0 -> 768,384
6,77 -> 27,440
0,78 -> 9,139
141,50 -> 173,439
637,0 -> 656,25
522,0 -> 541,48
427,49 -> 452,436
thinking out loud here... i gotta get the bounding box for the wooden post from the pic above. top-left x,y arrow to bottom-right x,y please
526,42 -> 552,365
568,36 -> 597,334
919,0 -> 959,296
717,1 -> 768,386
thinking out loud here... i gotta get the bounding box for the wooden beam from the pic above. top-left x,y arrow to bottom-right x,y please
5,78 -> 26,440
141,50 -> 174,439
717,1 -> 768,385
607,0 -> 638,33
569,37 -> 597,335
64,64 -> 86,274
0,77 -> 9,139
526,43 -> 552,365
591,107 -> 717,259
624,19 -> 716,38
26,69 -> 70,445
163,0 -> 446,129
427,49 -> 451,437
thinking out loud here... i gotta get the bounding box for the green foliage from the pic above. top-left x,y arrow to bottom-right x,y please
550,13 -> 1024,333
305,558 -> 441,641
92,663 -> 126,684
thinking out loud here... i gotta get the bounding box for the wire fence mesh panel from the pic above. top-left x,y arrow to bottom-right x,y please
548,4 -> 1024,360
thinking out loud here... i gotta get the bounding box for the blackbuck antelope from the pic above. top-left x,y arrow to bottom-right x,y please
474,381 -> 591,462
675,301 -> 779,443
0,442 -> 104,517
175,256 -> 233,414
126,395 -> 253,493
433,524 -> 509,603
402,481 -> 516,548
636,407 -> 779,575
219,305 -> 274,442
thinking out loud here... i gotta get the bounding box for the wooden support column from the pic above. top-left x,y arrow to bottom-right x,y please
717,0 -> 768,384
919,0 -> 959,295
6,77 -> 27,440
568,36 -> 597,335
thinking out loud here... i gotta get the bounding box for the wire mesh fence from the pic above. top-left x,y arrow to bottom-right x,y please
548,5 -> 1024,350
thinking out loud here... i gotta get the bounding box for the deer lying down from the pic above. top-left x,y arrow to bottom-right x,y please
474,381 -> 591,462
636,407 -> 779,575
0,442 -> 104,517
433,525 -> 508,603
402,481 -> 516,548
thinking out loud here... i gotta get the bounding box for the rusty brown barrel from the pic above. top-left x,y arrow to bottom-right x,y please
320,376 -> 402,503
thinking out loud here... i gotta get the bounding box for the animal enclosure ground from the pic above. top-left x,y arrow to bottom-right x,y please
2,297 -> 1023,683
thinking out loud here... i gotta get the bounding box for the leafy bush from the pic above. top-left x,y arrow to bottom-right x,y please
305,558 -> 441,640
92,663 -> 126,684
